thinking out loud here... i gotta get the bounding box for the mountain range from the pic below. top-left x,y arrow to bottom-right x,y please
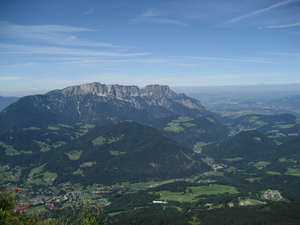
1,82 -> 300,224
0,82 -> 211,185
0,82 -> 207,133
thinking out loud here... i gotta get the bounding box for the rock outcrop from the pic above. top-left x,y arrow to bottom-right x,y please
0,82 -> 208,132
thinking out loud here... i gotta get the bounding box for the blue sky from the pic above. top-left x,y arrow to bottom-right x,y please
0,0 -> 299,96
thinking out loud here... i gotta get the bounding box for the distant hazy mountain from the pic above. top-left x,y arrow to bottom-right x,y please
0,82 -> 208,133
39,121 -> 210,185
0,96 -> 19,112
268,95 -> 300,110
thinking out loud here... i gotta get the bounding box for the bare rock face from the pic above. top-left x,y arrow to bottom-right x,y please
54,82 -> 205,111
0,82 -> 208,132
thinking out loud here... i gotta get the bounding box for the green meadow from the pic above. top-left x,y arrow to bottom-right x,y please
253,161 -> 270,167
65,150 -> 83,160
284,168 -> 300,176
0,141 -> 21,156
156,184 -> 238,202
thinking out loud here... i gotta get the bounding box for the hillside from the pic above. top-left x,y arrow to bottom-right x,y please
268,95 -> 300,110
202,130 -> 277,162
0,122 -> 95,167
229,114 -> 300,144
273,135 -> 300,161
152,114 -> 229,148
37,122 -> 210,185
0,82 -> 208,133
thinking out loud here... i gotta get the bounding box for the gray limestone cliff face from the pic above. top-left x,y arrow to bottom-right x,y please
45,82 -> 208,120
0,82 -> 209,132
54,82 -> 141,99
48,82 -> 205,111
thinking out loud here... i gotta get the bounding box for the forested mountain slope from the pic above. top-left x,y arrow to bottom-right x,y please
38,121 -> 210,185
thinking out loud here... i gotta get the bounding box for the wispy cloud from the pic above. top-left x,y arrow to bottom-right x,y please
83,8 -> 94,15
259,52 -> 300,57
130,9 -> 189,26
0,44 -> 151,57
0,21 -> 121,48
265,22 -> 300,28
168,63 -> 199,67
226,0 -> 296,23
0,76 -> 22,81
3,63 -> 37,68
175,56 -> 277,64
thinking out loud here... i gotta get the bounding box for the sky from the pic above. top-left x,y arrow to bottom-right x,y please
0,0 -> 299,96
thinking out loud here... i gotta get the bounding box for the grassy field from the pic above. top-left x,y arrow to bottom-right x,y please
47,125 -> 60,130
265,171 -> 281,175
163,117 -> 195,132
223,157 -> 243,161
155,184 -> 238,202
254,121 -> 268,126
0,171 -> 14,184
28,178 -> 46,185
57,124 -> 73,128
43,171 -> 57,179
92,136 -> 106,145
52,140 -> 67,148
65,150 -> 83,160
201,157 -> 214,163
114,179 -> 179,189
253,161 -> 270,167
206,171 -> 224,176
239,199 -> 266,206
23,127 -> 41,130
206,117 -> 216,123
80,162 -> 95,167
28,164 -> 46,177
183,123 -> 196,127
114,177 -> 206,189
268,133 -> 286,138
157,190 -> 196,202
173,117 -> 193,123
247,116 -> 259,122
0,141 -> 21,156
279,157 -> 297,163
92,135 -> 123,146
35,140 -> 51,152
193,142 -> 209,151
74,169 -> 83,175
76,123 -> 96,135
274,124 -> 295,129
225,166 -> 237,172
267,130 -> 280,133
164,122 -> 185,132
109,150 -> 126,156
284,167 -> 300,176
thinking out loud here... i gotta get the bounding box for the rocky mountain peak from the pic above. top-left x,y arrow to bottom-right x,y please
47,82 -> 208,118
142,84 -> 175,97
50,82 -> 177,100
0,82 -> 208,132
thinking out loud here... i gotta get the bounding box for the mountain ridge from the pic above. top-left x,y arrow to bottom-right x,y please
0,82 -> 208,133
